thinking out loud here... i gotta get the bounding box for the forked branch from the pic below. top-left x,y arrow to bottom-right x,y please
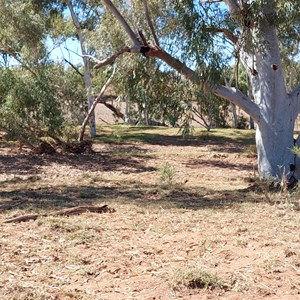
100,0 -> 261,123
94,47 -> 130,69
141,0 -> 160,47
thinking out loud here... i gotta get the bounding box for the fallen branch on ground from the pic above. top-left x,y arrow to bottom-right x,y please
3,205 -> 116,223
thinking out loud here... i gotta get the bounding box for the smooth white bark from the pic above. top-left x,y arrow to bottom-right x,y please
66,0 -> 96,138
243,18 -> 298,179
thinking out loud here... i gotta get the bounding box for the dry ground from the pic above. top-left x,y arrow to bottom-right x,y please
0,126 -> 300,300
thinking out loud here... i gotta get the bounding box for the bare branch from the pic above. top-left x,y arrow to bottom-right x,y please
141,0 -> 160,47
103,0 -> 142,51
100,0 -> 261,123
81,54 -> 101,64
79,64 -> 117,141
205,27 -> 238,44
94,47 -> 131,69
214,86 -> 261,123
99,101 -> 124,119
4,205 -> 115,223
64,58 -> 84,76
138,29 -> 148,46
223,0 -> 241,14
199,0 -> 223,3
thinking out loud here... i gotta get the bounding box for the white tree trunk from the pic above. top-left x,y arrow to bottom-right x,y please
242,21 -> 298,180
66,0 -> 96,138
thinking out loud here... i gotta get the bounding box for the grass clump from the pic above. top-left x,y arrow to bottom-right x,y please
160,162 -> 176,185
171,264 -> 227,291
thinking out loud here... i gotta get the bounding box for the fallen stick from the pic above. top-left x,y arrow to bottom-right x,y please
3,205 -> 115,223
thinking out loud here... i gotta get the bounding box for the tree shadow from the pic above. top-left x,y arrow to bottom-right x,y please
0,149 -> 156,177
0,180 -> 266,214
96,131 -> 255,153
185,157 -> 254,171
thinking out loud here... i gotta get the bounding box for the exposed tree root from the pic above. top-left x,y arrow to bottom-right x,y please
3,205 -> 116,223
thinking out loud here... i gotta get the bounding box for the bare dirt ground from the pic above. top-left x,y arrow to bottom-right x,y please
0,127 -> 300,300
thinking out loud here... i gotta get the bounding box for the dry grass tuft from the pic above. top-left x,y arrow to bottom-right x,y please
170,263 -> 228,291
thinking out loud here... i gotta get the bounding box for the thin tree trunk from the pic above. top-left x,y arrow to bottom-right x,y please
66,0 -> 96,138
78,65 -> 116,141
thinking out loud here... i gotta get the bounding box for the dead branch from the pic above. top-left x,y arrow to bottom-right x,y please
141,0 -> 160,47
3,205 -> 115,223
4,214 -> 39,223
200,0 -> 223,3
94,47 -> 130,69
64,58 -> 84,76
82,54 -> 101,64
138,30 -> 148,46
51,205 -> 115,216
100,101 -> 124,119
79,64 -> 117,141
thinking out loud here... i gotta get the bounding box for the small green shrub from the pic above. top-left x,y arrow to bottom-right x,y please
160,162 -> 176,185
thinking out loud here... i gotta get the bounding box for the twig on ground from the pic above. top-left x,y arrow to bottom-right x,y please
3,205 -> 116,223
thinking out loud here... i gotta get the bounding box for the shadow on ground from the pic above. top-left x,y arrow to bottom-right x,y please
96,132 -> 255,149
0,179 -> 265,215
0,150 -> 156,177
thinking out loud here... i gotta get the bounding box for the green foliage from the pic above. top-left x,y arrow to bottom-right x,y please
291,145 -> 300,157
0,67 -> 64,142
160,162 -> 176,185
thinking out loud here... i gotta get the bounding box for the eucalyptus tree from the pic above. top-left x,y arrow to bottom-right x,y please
0,0 -> 65,143
0,0 -> 87,144
95,0 -> 300,183
64,0 -> 99,138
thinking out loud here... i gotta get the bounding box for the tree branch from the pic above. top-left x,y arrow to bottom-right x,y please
4,205 -> 115,223
213,86 -> 261,123
223,0 -> 241,15
94,47 -> 131,69
79,64 -> 117,141
0,47 -> 37,77
99,101 -> 124,119
100,0 -> 261,123
143,46 -> 261,122
141,0 -> 160,47
103,0 -> 142,51
204,27 -> 238,44
64,58 -> 83,76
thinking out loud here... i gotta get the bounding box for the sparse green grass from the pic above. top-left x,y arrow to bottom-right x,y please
95,125 -> 255,144
159,162 -> 176,185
